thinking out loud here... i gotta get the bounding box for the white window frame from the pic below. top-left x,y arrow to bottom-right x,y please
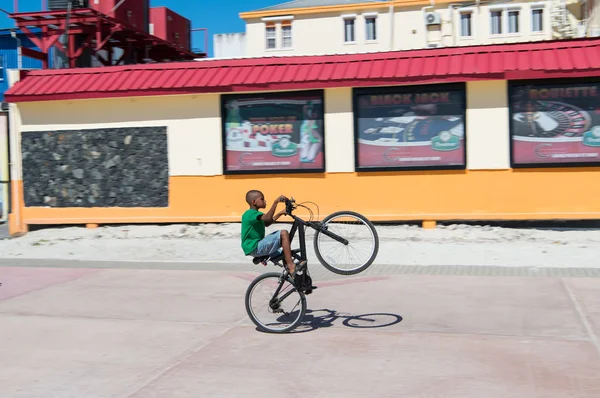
342,13 -> 357,44
261,15 -> 294,51
507,9 -> 520,34
265,24 -> 277,49
457,7 -> 475,39
530,3 -> 546,34
363,12 -> 378,42
281,23 -> 292,48
489,5 -> 522,37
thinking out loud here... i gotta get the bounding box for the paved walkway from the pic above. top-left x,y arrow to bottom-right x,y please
1,260 -> 599,397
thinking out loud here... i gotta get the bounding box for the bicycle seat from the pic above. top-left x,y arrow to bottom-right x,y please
252,251 -> 285,265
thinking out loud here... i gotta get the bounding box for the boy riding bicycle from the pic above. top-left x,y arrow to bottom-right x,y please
241,190 -> 306,276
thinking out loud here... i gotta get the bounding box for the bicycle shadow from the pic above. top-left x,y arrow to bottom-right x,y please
290,308 -> 403,334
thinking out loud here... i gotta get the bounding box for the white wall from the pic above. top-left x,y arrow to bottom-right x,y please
17,94 -> 223,177
466,81 -> 510,170
324,88 -> 354,173
213,33 -> 247,59
14,81 -> 515,180
245,1 -> 562,56
246,6 -> 392,56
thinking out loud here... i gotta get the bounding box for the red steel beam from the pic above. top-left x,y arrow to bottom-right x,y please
21,46 -> 47,62
13,15 -> 104,27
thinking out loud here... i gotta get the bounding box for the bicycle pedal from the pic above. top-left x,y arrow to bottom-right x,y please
304,286 -> 317,295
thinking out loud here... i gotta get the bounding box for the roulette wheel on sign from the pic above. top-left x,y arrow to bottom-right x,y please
513,100 -> 592,138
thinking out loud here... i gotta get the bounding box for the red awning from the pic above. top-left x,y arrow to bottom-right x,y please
6,37 -> 600,102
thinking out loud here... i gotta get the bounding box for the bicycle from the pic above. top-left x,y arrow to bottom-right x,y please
244,198 -> 379,333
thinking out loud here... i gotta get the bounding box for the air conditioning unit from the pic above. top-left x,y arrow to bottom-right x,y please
425,12 -> 441,25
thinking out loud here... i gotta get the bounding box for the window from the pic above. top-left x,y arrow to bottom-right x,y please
508,10 -> 519,33
344,18 -> 356,42
491,10 -> 503,34
281,23 -> 292,48
460,12 -> 472,37
490,7 -> 522,35
266,23 -> 276,49
365,16 -> 377,41
531,8 -> 544,32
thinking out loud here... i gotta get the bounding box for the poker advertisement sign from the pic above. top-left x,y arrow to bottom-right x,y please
221,91 -> 325,174
353,83 -> 466,171
510,80 -> 600,167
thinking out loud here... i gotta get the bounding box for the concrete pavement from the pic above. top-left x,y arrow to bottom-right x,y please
1,261 -> 600,397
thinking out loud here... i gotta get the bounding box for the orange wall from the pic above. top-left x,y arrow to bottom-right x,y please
15,168 -> 600,227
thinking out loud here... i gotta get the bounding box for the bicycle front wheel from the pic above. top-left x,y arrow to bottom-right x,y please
314,210 -> 379,275
245,272 -> 306,333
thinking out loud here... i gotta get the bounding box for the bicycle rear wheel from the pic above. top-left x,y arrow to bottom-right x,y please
245,272 -> 306,333
313,210 -> 379,275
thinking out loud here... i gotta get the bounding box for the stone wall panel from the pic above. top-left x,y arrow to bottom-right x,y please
21,127 -> 168,208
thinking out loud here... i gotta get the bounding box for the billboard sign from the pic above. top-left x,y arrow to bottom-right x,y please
221,91 -> 325,174
353,83 -> 466,171
510,79 -> 600,167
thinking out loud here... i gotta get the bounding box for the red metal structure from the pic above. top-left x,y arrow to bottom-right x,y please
8,4 -> 207,69
90,0 -> 149,33
150,6 -> 191,51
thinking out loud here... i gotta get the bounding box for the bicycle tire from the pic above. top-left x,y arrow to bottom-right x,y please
313,210 -> 379,275
245,272 -> 306,333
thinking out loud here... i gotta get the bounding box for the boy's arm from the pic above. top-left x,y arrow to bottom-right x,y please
261,195 -> 287,226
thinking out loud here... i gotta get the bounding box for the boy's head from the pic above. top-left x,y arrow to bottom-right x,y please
246,190 -> 266,209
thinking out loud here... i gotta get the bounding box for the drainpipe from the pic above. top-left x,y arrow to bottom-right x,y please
389,0 -> 395,51
422,4 -> 434,47
10,30 -> 22,70
447,4 -> 461,47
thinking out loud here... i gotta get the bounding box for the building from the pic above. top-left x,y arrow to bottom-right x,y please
0,28 -> 53,102
3,37 -> 600,236
235,0 -> 597,58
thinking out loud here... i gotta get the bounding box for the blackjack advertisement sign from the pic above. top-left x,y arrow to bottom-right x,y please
353,83 -> 466,171
221,91 -> 325,174
510,79 -> 600,167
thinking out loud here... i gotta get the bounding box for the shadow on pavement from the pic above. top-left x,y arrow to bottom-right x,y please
291,308 -> 403,333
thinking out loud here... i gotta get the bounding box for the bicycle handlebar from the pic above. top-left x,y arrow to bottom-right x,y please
285,197 -> 296,215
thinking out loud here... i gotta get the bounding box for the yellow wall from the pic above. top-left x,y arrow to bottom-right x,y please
9,81 -> 600,232
18,170 -> 600,224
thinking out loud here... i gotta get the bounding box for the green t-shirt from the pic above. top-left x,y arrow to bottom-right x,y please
241,208 -> 265,255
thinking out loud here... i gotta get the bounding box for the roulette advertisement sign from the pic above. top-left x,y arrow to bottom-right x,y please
353,83 -> 466,171
221,91 -> 325,174
510,80 -> 600,167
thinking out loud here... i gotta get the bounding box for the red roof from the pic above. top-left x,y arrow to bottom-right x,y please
6,37 -> 600,103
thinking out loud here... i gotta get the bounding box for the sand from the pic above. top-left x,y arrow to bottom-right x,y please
0,222 -> 599,268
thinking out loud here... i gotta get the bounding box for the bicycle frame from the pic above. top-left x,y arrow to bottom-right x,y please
286,211 -> 349,263
264,201 -> 350,310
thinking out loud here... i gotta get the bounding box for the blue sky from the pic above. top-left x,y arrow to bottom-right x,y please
0,0 -> 280,56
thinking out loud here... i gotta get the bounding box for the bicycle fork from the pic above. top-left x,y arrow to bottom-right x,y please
269,275 -> 300,312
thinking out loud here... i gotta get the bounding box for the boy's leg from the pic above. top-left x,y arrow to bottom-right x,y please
250,231 -> 282,258
251,230 -> 305,276
280,230 -> 306,275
